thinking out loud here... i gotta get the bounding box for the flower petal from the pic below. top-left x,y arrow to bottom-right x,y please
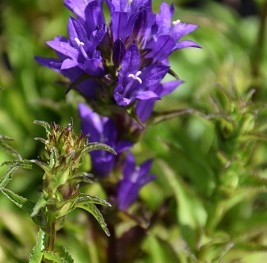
47,37 -> 78,60
174,40 -> 201,50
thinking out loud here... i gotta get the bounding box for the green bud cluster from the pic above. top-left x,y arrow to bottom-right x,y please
31,121 -> 115,231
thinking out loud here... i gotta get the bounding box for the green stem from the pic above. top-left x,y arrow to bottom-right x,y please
251,0 -> 267,78
42,218 -> 57,263
47,221 -> 56,252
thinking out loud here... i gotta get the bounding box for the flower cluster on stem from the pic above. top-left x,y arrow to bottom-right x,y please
36,0 -> 199,211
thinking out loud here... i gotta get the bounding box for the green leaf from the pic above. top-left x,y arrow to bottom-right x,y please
43,251 -> 65,263
0,165 -> 18,188
1,159 -> 32,169
77,203 -> 110,236
159,160 -> 207,249
31,195 -> 47,217
76,194 -> 111,207
56,245 -> 74,263
29,229 -> 45,263
0,136 -> 22,160
1,188 -> 35,213
33,120 -> 51,134
82,142 -> 116,155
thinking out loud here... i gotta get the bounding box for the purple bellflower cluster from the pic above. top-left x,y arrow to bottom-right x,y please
36,0 -> 199,210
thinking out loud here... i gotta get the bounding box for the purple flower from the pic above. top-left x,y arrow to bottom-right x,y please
118,153 -> 155,211
78,103 -> 132,177
36,0 -> 199,118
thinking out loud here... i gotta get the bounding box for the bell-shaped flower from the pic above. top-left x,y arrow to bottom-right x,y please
114,44 -> 170,107
118,153 -> 155,211
36,0 -> 199,117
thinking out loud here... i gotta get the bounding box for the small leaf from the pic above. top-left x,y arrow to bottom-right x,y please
29,229 -> 45,263
76,194 -> 111,207
68,173 -> 94,184
0,137 -> 22,160
1,188 -> 35,213
56,245 -> 74,263
0,165 -> 18,188
31,196 -> 47,217
33,120 -> 51,134
34,137 -> 47,144
77,203 -> 110,236
1,159 -> 32,169
82,142 -> 116,155
43,251 -> 65,263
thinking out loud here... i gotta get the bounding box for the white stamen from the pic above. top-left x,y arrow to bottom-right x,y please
74,37 -> 85,47
128,0 -> 133,5
172,19 -> 181,26
74,37 -> 88,59
128,71 -> 142,84
130,166 -> 140,183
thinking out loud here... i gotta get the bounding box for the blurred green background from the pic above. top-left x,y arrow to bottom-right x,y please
1,0 -> 267,262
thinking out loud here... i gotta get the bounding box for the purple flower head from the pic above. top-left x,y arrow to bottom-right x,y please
78,103 -> 132,177
118,153 -> 155,211
36,0 -> 199,120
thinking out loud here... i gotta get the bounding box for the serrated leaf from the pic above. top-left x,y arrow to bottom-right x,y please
0,138 -> 22,160
0,165 -> 18,188
82,142 -> 116,155
56,245 -> 74,263
77,203 -> 110,236
31,196 -> 47,217
76,194 -> 111,207
1,159 -> 32,169
43,251 -> 70,263
1,188 -> 35,213
29,229 -> 45,263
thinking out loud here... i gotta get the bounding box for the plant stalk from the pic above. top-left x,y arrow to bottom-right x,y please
47,221 -> 56,252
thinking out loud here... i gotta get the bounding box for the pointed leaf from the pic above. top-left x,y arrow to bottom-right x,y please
1,159 -> 32,169
1,188 -> 35,213
0,165 -> 18,188
82,142 -> 116,155
56,245 -> 74,263
0,137 -> 22,160
33,120 -> 51,134
76,194 -> 111,207
31,196 -> 47,217
29,229 -> 45,263
77,203 -> 110,236
68,173 -> 94,184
